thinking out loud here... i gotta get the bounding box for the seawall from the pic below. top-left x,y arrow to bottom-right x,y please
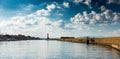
58,37 -> 120,51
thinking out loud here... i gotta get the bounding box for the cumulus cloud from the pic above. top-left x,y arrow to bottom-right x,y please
46,4 -> 56,12
63,2 -> 69,8
0,14 -> 65,37
35,9 -> 50,16
0,8 -> 92,38
1,2 -> 119,38
64,23 -> 90,30
107,0 -> 120,4
113,13 -> 120,21
0,3 -> 67,38
100,6 -> 106,11
0,14 -> 90,38
73,0 -> 91,8
51,20 -> 65,28
84,0 -> 91,7
73,0 -> 83,3
71,10 -> 120,26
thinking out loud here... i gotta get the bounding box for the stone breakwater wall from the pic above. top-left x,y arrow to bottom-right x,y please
59,37 -> 120,51
95,37 -> 120,50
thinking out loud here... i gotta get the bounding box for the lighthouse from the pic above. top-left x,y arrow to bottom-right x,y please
47,33 -> 49,40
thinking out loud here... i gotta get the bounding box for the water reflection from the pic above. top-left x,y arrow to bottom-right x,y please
0,40 -> 120,59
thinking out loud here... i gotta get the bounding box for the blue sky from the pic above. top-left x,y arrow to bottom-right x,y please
0,0 -> 120,38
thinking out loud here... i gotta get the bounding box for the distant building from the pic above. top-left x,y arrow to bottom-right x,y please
60,37 -> 74,39
47,33 -> 49,40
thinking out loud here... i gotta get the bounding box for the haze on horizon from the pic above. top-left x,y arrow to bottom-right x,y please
0,0 -> 120,38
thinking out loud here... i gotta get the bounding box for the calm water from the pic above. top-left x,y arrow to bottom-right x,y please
0,40 -> 120,59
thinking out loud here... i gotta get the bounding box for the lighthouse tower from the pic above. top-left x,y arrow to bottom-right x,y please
47,33 -> 49,40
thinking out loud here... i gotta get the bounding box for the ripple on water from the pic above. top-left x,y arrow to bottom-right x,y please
0,40 -> 120,59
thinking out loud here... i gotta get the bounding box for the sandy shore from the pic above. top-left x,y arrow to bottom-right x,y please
58,37 -> 120,51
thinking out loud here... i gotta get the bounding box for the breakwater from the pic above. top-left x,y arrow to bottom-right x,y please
58,37 -> 120,51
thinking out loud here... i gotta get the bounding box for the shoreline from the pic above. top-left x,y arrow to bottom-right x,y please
0,39 -> 43,42
0,37 -> 120,51
58,37 -> 120,51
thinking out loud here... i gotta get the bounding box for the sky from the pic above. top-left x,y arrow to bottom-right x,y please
0,0 -> 120,38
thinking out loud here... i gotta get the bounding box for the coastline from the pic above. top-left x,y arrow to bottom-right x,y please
58,37 -> 120,51
0,35 -> 120,51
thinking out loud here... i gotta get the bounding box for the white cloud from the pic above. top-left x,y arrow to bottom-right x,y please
73,0 -> 83,3
51,20 -> 65,28
63,2 -> 69,8
0,9 -> 92,38
23,4 -> 34,11
107,0 -> 120,4
55,13 -> 63,16
0,14 -> 65,38
100,6 -> 106,11
106,29 -> 120,37
73,0 -> 92,8
16,4 -> 35,15
84,0 -> 91,8
1,15 -> 91,38
1,3 -> 119,38
71,10 -> 120,26
113,14 -> 120,21
64,23 -> 90,30
36,9 -> 50,16
46,4 -> 56,12
98,30 -> 102,32
0,4 -> 67,38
